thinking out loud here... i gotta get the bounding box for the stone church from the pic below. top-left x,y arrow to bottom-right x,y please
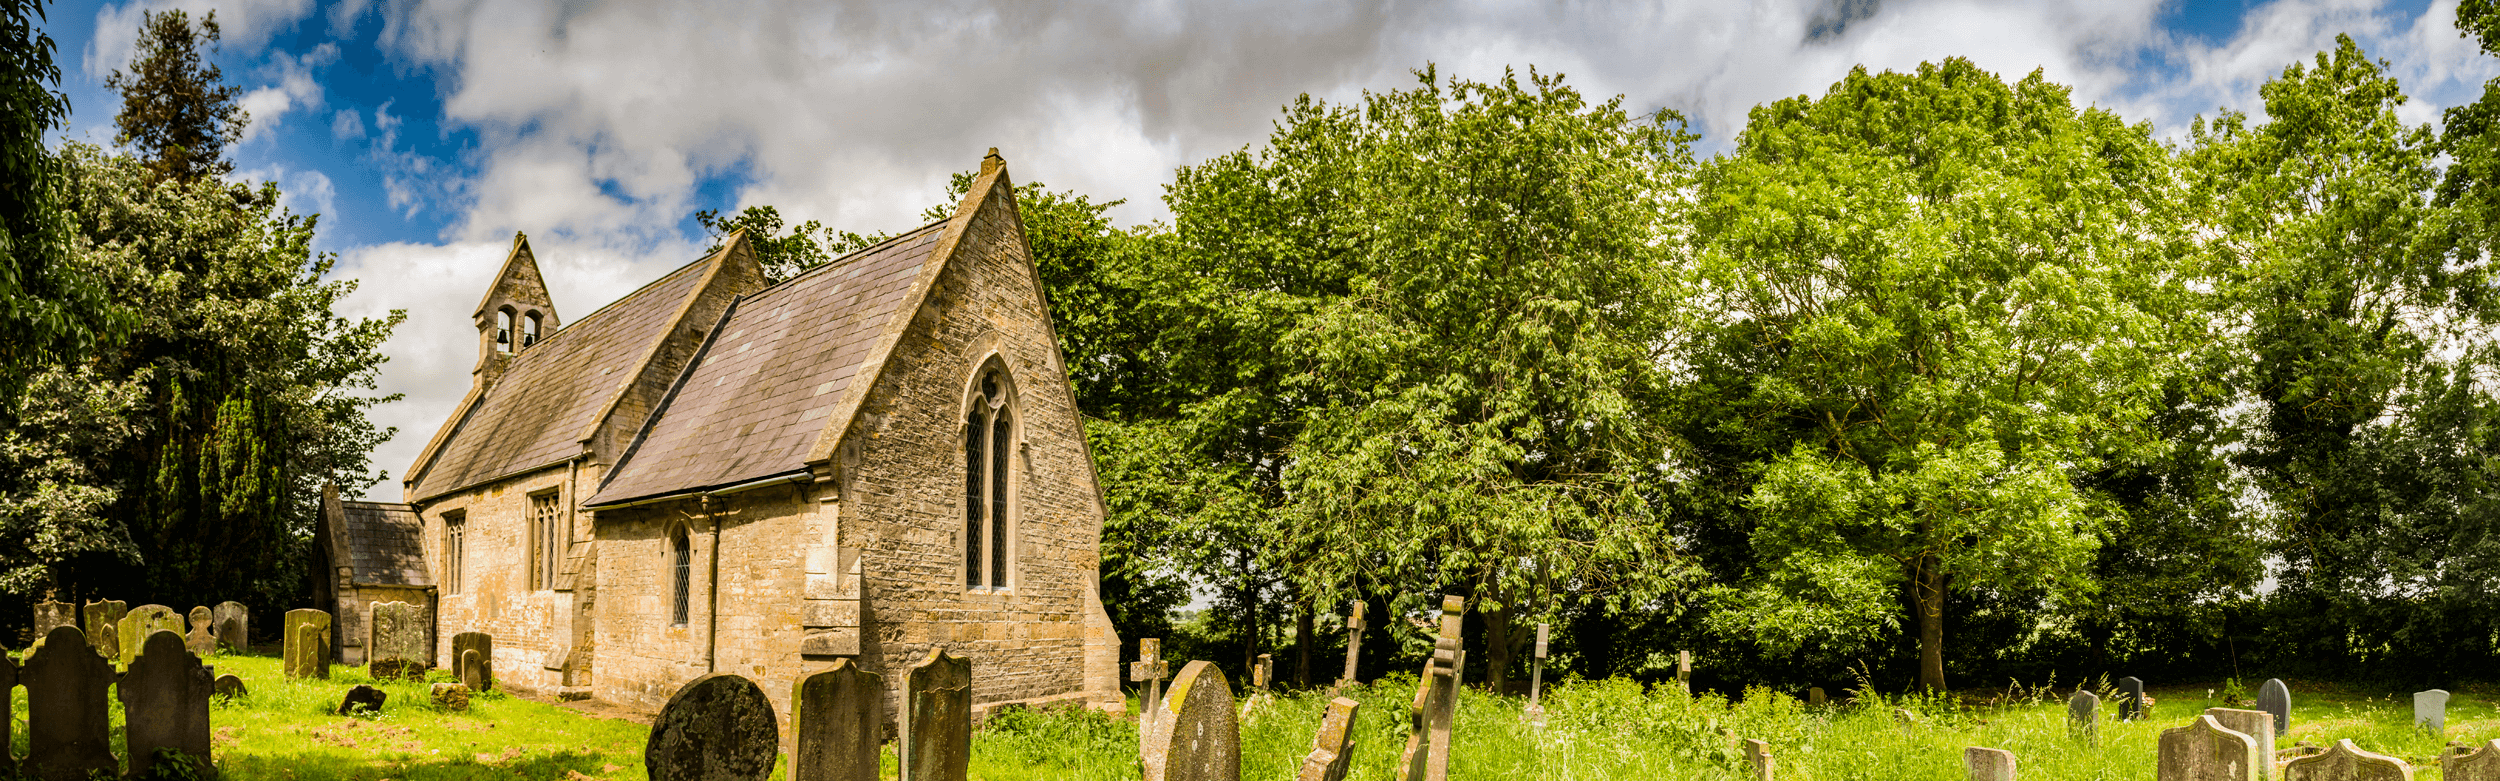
385,151 -> 1121,716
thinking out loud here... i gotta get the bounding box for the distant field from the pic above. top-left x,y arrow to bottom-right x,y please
14,648 -> 2492,781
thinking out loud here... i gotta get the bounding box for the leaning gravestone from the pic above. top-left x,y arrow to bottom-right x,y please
1397,595 -> 1465,781
185,606 -> 217,657
367,601 -> 428,680
122,630 -> 213,780
2258,679 -> 2292,734
1967,746 -> 2017,781
1144,660 -> 1241,781
2159,714 -> 2261,781
2416,690 -> 2450,735
81,599 -> 125,661
118,605 -> 184,666
32,599 -> 75,633
647,673 -> 780,781
1295,697 -> 1360,781
901,649 -> 971,781
2443,739 -> 2500,781
338,684 -> 387,715
2120,677 -> 2148,721
2206,709 -> 2277,780
2070,690 -> 2101,744
1743,739 -> 1774,781
212,601 -> 248,651
453,632 -> 494,691
23,624 -> 118,781
792,659 -> 882,781
2285,739 -> 2412,781
283,609 -> 332,679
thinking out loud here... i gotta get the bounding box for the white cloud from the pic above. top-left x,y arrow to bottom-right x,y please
235,43 -> 337,142
84,0 -> 317,83
331,108 -> 365,141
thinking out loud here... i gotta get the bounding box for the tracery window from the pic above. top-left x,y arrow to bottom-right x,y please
964,368 -> 1014,589
443,512 -> 466,596
528,490 -> 562,590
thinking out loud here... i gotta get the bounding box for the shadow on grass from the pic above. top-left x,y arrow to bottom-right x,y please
220,749 -> 614,781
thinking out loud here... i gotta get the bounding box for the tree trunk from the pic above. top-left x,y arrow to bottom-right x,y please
1485,596 -> 1514,696
1294,599 -> 1313,687
1913,552 -> 1947,692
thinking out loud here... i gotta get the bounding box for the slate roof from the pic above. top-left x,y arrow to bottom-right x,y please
586,221 -> 949,507
340,501 -> 431,586
409,253 -> 724,500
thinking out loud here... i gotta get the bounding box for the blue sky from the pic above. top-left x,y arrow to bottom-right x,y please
33,0 -> 2500,497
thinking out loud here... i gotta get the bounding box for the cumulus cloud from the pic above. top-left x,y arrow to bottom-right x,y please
235,43 -> 337,142
85,0 -> 316,82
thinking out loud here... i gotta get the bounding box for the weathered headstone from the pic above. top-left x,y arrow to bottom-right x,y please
283,608 -> 331,679
2158,714 -> 2262,781
2120,677 -> 2147,721
185,606 -> 217,657
81,599 -> 125,660
792,658 -> 883,781
2257,679 -> 2291,734
1295,697 -> 1360,781
1143,660 -> 1241,781
1253,654 -> 1273,692
1968,746 -> 2017,781
23,625 -> 118,781
2415,690 -> 2450,735
2206,708 -> 2277,780
1525,623 -> 1550,725
214,674 -> 247,700
2285,739 -> 2412,781
900,648 -> 971,781
1396,595 -> 1464,781
366,601 -> 429,680
211,601 -> 248,652
2442,739 -> 2500,781
32,599 -> 75,633
1677,650 -> 1693,692
118,604 -> 182,666
1340,602 -> 1365,686
1133,638 -> 1170,742
646,673 -> 779,781
431,683 -> 471,711
454,631 -> 494,690
1807,687 -> 1827,707
2070,690 -> 2101,743
1744,739 -> 1774,781
122,630 -> 213,780
338,684 -> 387,715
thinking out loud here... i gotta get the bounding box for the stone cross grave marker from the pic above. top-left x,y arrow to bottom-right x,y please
283,608 -> 331,679
901,648 -> 971,781
81,599 -> 125,661
2443,739 -> 2500,781
454,632 -> 494,691
211,601 -> 248,652
117,604 -> 182,666
1133,638 -> 1171,743
184,606 -> 216,657
33,599 -> 74,633
2286,739 -> 2413,781
2158,714 -> 2261,781
1144,660 -> 1241,781
792,658 -> 882,781
24,624 -> 117,781
1295,697 -> 1360,781
2206,709 -> 2277,780
1744,738 -> 1774,781
2070,690 -> 2100,743
1340,602 -> 1365,686
646,673 -> 779,781
2120,677 -> 2147,721
2258,679 -> 2292,734
122,630 -> 212,780
2415,690 -> 2450,736
1525,623 -> 1550,725
367,601 -> 429,679
1968,746 -> 2017,781
1396,595 -> 1464,781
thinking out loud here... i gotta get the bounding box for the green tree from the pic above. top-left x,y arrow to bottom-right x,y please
693,205 -> 889,283
104,9 -> 245,182
1686,59 -> 2188,691
0,0 -> 112,365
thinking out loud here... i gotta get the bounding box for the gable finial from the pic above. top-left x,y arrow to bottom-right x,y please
982,148 -> 1003,176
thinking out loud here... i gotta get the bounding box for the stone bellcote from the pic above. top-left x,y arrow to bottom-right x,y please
474,232 -> 560,386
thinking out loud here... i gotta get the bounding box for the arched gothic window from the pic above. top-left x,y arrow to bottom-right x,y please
522,312 -> 543,347
494,308 -> 515,353
965,367 -> 1014,589
670,525 -> 692,626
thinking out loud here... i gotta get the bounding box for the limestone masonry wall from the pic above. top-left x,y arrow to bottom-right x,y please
588,489 -> 819,715
420,462 -> 593,694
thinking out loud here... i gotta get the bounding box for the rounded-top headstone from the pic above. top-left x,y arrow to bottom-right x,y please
214,674 -> 247,699
647,673 -> 780,781
1143,660 -> 1240,781
2257,679 -> 2292,734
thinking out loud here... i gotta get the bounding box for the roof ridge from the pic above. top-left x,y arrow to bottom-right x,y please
502,247 -> 721,361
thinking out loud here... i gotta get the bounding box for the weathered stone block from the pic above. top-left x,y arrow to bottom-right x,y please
803,599 -> 860,629
802,629 -> 862,657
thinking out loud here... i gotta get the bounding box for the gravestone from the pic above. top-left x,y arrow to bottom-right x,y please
1143,660 -> 1240,781
366,601 -> 429,680
1744,738 -> 1774,781
1132,638 -> 1170,742
122,630 -> 213,780
283,609 -> 331,679
454,631 -> 494,690
338,684 -> 387,715
81,599 -> 125,660
2158,714 -> 2261,781
212,601 -> 248,651
23,625 -> 118,781
1677,650 -> 1692,692
118,604 -> 183,665
900,648 -> 971,781
1525,623 -> 1550,725
2285,739 -> 2412,781
2442,739 -> 2500,781
646,673 -> 779,781
792,659 -> 882,781
32,599 -> 75,633
2258,679 -> 2292,734
185,606 -> 217,657
2206,709 -> 2277,780
2121,677 -> 2148,721
1340,603 -> 1365,686
1295,697 -> 1360,781
2415,690 -> 2450,735
2069,690 -> 2100,743
1396,595 -> 1464,781
1254,654 -> 1273,692
431,683 -> 471,711
214,674 -> 247,700
1968,746 -> 2017,781
1807,687 -> 1827,707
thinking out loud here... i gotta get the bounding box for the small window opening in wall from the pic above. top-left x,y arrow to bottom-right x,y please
495,308 -> 514,353
443,511 -> 466,596
522,312 -> 542,347
964,366 -> 1014,591
670,525 -> 692,626
528,490 -> 562,590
